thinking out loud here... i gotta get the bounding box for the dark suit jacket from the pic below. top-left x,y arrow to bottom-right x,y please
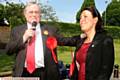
57,32 -> 114,80
6,23 -> 60,80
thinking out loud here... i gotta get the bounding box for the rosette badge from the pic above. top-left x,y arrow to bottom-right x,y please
46,36 -> 58,63
43,30 -> 48,36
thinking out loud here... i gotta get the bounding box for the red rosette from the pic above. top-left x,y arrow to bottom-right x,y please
46,36 -> 58,63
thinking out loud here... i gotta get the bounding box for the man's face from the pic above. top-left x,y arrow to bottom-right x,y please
24,4 -> 41,24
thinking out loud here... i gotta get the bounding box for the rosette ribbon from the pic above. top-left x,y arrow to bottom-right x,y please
46,36 -> 58,63
69,51 -> 75,77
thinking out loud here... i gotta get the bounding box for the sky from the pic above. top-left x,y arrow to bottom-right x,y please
0,0 -> 112,23
42,0 -> 112,23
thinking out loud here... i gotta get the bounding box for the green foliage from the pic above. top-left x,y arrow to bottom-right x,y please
0,2 -> 58,28
105,26 -> 120,39
41,21 -> 81,36
0,4 -> 4,20
56,22 -> 81,36
76,0 -> 95,22
102,0 -> 120,26
0,2 -> 25,28
41,4 -> 58,22
114,39 -> 120,65
0,53 -> 14,72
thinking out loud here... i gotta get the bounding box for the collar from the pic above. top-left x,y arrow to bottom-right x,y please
27,22 -> 40,29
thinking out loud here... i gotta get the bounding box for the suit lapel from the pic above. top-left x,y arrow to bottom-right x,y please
40,25 -> 47,59
20,24 -> 27,37
86,33 -> 105,62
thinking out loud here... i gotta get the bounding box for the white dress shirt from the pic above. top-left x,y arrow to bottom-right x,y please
25,23 -> 44,68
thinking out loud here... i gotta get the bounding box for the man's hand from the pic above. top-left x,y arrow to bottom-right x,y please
23,27 -> 35,43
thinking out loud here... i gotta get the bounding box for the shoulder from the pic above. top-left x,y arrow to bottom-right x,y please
94,32 -> 113,45
42,24 -> 58,30
10,24 -> 27,37
41,23 -> 59,33
12,24 -> 26,32
98,33 -> 113,44
103,35 -> 113,45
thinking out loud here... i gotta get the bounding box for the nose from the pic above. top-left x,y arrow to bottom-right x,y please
80,18 -> 84,23
32,12 -> 37,16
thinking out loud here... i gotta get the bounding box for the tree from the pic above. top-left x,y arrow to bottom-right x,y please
0,4 -> 4,20
0,2 -> 25,27
0,4 -> 6,26
40,4 -> 58,22
6,2 -> 25,28
102,0 -> 120,26
76,0 -> 95,23
0,2 -> 58,28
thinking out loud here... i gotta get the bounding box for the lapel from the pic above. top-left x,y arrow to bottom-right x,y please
86,33 -> 105,62
40,25 -> 48,57
20,24 -> 27,37
74,33 -> 104,61
88,33 -> 104,52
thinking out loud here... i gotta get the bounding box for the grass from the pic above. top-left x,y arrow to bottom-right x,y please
0,53 -> 14,72
57,46 -> 74,64
114,39 -> 120,65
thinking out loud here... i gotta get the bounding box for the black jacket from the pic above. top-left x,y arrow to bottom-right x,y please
57,32 -> 114,80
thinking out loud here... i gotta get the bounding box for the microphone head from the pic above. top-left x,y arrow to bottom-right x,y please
32,21 -> 37,27
32,21 -> 37,30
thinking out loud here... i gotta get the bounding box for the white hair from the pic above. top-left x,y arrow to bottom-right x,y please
24,2 -> 41,14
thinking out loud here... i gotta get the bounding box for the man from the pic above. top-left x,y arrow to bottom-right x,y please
6,2 -> 60,80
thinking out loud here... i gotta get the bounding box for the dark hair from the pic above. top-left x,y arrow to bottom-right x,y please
81,6 -> 105,33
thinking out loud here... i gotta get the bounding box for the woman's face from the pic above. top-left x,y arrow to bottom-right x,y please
80,10 -> 97,33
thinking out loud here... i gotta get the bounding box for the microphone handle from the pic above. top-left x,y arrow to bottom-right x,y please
32,26 -> 36,30
28,29 -> 35,43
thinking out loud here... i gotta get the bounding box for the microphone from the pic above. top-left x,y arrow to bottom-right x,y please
28,21 -> 37,43
32,21 -> 37,30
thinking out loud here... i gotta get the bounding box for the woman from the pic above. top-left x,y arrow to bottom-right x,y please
57,6 -> 114,80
